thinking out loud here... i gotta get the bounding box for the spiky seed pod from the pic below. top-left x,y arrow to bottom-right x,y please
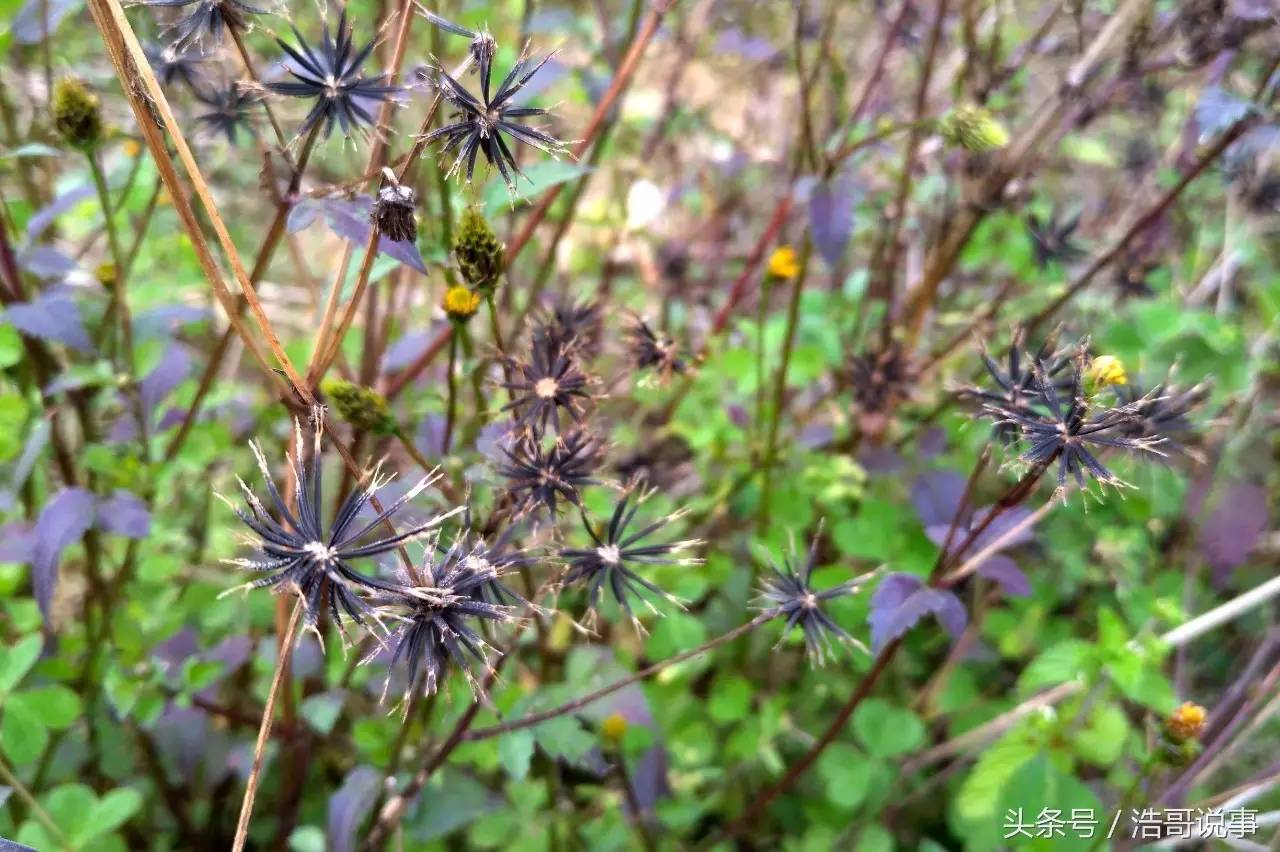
217,411 -> 462,639
194,83 -> 261,146
52,78 -> 103,150
372,169 -> 417,243
627,316 -> 684,377
559,488 -> 702,629
443,286 -> 482,323
756,527 -> 875,665
940,105 -> 1009,153
321,378 -> 395,435
453,208 -> 504,294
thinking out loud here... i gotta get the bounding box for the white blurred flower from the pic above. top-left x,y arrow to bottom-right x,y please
626,179 -> 666,231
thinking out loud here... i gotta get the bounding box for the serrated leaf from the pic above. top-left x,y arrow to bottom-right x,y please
955,727 -> 1040,821
1019,640 -> 1093,694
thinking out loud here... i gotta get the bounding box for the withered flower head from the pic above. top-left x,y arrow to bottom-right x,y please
144,41 -> 207,90
497,429 -> 600,516
218,411 -> 461,639
1025,210 -> 1085,269
421,46 -> 567,190
963,330 -> 1068,445
371,168 -> 417,243
756,527 -> 874,665
627,315 -> 684,377
375,532 -> 518,702
194,82 -> 261,146
981,347 -> 1169,494
559,488 -> 702,629
534,295 -> 602,356
499,334 -> 594,436
138,0 -> 271,49
266,11 -> 400,140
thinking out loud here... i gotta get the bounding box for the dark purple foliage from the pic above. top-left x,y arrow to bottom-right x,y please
3,291 -> 94,353
328,766 -> 383,852
26,185 -> 93,240
910,470 -> 968,528
808,174 -> 860,267
1195,86 -> 1256,141
11,0 -> 81,43
1198,482 -> 1269,580
95,490 -> 152,538
32,487 -> 97,625
868,573 -> 967,651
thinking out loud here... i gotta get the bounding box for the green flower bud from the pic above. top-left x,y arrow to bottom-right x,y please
940,105 -> 1009,153
321,378 -> 395,435
52,77 -> 104,150
453,207 -> 504,295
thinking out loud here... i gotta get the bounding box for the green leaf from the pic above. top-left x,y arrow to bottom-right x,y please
0,324 -> 21,369
88,788 -> 143,840
817,743 -> 875,809
708,675 -> 751,725
532,716 -> 594,763
1,695 -> 48,764
852,698 -> 924,758
955,726 -> 1041,822
1074,702 -> 1130,767
998,756 -> 1103,851
0,634 -> 43,694
481,161 -> 592,216
498,730 -> 535,782
17,686 -> 82,730
299,692 -> 344,736
44,783 -> 95,843
1019,640 -> 1093,694
288,825 -> 326,852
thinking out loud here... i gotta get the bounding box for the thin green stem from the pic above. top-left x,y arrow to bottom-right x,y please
442,331 -> 459,455
756,239 -> 812,532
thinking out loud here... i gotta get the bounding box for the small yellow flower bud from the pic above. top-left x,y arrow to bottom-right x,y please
52,77 -> 103,150
600,712 -> 628,744
443,285 -> 482,322
767,246 -> 801,279
1086,355 -> 1128,389
95,261 -> 117,289
320,378 -> 394,434
122,139 -> 142,158
1164,702 -> 1207,744
940,105 -> 1009,153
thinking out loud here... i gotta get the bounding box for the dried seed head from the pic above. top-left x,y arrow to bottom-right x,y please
321,378 -> 395,435
372,169 -> 418,243
940,105 -> 1009,153
453,208 -> 505,294
52,77 -> 103,150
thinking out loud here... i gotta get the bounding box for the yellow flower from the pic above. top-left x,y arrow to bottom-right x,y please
600,712 -> 628,744
1086,355 -> 1128,389
442,285 -> 482,321
767,246 -> 800,279
122,139 -> 142,158
1164,702 -> 1207,744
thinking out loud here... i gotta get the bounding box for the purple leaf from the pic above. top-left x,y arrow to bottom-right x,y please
968,506 -> 1037,552
11,0 -> 83,43
1199,482 -> 1269,578
976,555 -> 1031,597
808,175 -> 860,267
1232,0 -> 1277,19
381,328 -> 434,373
857,444 -> 903,475
140,344 -> 193,416
713,28 -> 779,62
18,245 -> 77,279
918,427 -> 947,458
416,414 -> 446,457
33,487 -> 96,626
132,305 -> 207,340
3,292 -> 94,353
868,573 -> 968,650
910,470 -> 967,528
323,197 -> 428,274
0,523 -> 37,563
95,490 -> 151,538
328,766 -> 382,852
1196,87 -> 1256,141
287,199 -> 322,234
26,185 -> 93,241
